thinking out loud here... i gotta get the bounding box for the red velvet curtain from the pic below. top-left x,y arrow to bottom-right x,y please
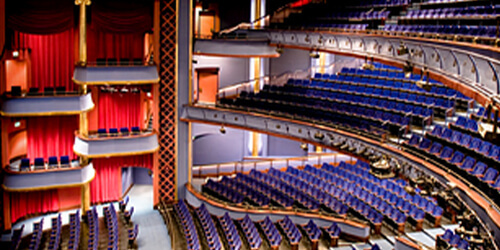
12,29 -> 76,90
6,0 -> 74,34
97,90 -> 144,130
87,30 -> 145,63
26,116 -> 78,162
10,190 -> 60,223
90,154 -> 153,204
87,0 -> 152,63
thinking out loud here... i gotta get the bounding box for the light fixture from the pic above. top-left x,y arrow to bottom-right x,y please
309,50 -> 320,59
314,131 -> 324,140
219,125 -> 226,134
305,35 -> 310,43
275,44 -> 283,54
397,42 -> 409,56
12,50 -> 19,58
300,143 -> 308,151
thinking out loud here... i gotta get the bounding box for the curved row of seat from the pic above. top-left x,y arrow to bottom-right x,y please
277,216 -> 302,247
194,204 -> 222,250
258,217 -> 282,249
266,167 -> 349,216
220,176 -> 270,207
87,207 -> 99,250
47,214 -> 62,250
235,173 -> 295,208
174,200 -> 200,250
301,219 -> 322,250
237,215 -> 262,250
437,229 -> 470,250
68,210 -> 81,250
452,116 -> 480,136
218,212 -> 242,250
406,134 -> 500,207
9,224 -> 24,250
103,204 -> 119,250
383,24 -> 499,39
28,218 -> 44,250
403,5 -> 500,20
202,179 -> 245,205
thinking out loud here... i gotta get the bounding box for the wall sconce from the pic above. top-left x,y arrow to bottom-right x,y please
300,143 -> 308,151
305,35 -> 310,42
219,125 -> 226,134
12,50 -> 19,59
309,49 -> 320,59
314,131 -> 324,140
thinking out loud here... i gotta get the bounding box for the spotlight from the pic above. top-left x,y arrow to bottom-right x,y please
219,125 -> 226,134
12,50 -> 19,58
309,50 -> 320,59
396,43 -> 409,56
314,131 -> 324,140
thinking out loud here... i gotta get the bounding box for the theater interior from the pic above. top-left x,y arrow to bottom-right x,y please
1,0 -> 500,249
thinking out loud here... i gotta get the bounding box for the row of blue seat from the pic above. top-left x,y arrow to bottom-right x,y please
218,212 -> 242,250
258,217 -> 282,248
20,156 -> 71,171
202,179 -> 245,204
235,173 -> 295,208
438,229 -> 470,250
9,224 -> 24,250
277,216 -> 303,245
103,204 -> 119,250
473,107 -> 500,123
97,126 -> 141,136
404,5 -> 500,20
174,201 -> 200,250
249,169 -> 321,211
267,167 -> 348,216
87,207 -> 99,250
68,210 -> 81,250
195,204 -> 222,250
349,0 -> 410,7
428,125 -> 499,164
323,222 -> 341,247
47,214 -> 62,250
28,218 -> 44,250
237,215 -> 262,249
383,24 -> 499,38
322,10 -> 391,20
302,219 -> 322,248
318,162 -> 443,227
453,116 -> 479,134
407,134 -> 500,203
220,176 -> 270,207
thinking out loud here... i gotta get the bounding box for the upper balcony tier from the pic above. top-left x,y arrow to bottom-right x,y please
72,65 -> 160,85
0,92 -> 94,117
73,130 -> 159,158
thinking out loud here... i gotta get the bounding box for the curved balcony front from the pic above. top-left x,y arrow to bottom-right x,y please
0,93 -> 94,117
73,65 -> 160,85
73,131 -> 159,158
2,163 -> 95,192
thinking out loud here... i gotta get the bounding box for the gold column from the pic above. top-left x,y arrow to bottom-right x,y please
80,156 -> 90,212
316,52 -> 326,153
75,0 -> 91,66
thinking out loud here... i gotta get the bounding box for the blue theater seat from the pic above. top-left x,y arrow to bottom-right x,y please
48,156 -> 58,169
448,150 -> 464,164
34,157 -> 45,170
97,128 -> 107,136
20,158 -> 30,171
469,162 -> 487,177
60,156 -> 70,168
458,156 -> 476,171
439,147 -> 454,161
481,168 -> 498,183
109,128 -> 118,135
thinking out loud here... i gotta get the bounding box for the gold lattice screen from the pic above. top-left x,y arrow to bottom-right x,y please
158,0 -> 176,201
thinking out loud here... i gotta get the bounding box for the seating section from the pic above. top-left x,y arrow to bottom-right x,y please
402,5 -> 500,20
174,200 -> 200,250
258,217 -> 282,248
18,155 -> 72,171
218,212 -> 242,250
451,116 -> 479,136
87,207 -> 99,250
47,214 -> 62,250
67,210 -> 81,250
277,216 -> 303,247
219,176 -> 270,207
28,218 -> 44,250
97,126 -> 141,137
301,220 -> 322,250
322,222 -> 341,247
203,161 -> 442,234
405,133 -> 500,207
237,215 -> 262,250
194,204 -> 222,250
472,107 -> 500,123
103,204 -> 119,250
436,229 -> 470,250
9,224 -> 24,250
128,224 -> 139,248
202,179 -> 245,205
9,86 -> 73,96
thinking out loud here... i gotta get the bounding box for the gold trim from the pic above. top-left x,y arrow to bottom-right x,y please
193,52 -> 280,58
174,0 -> 180,201
2,170 -> 95,192
73,146 -> 159,158
72,77 -> 160,85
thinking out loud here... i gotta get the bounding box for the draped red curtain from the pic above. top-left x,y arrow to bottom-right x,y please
97,90 -> 144,130
90,154 -> 153,204
10,190 -> 60,223
87,30 -> 145,63
26,116 -> 78,162
12,29 -> 76,90
87,0 -> 152,63
6,0 -> 74,34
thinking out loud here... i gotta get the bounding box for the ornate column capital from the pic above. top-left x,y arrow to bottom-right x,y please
75,0 -> 91,6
